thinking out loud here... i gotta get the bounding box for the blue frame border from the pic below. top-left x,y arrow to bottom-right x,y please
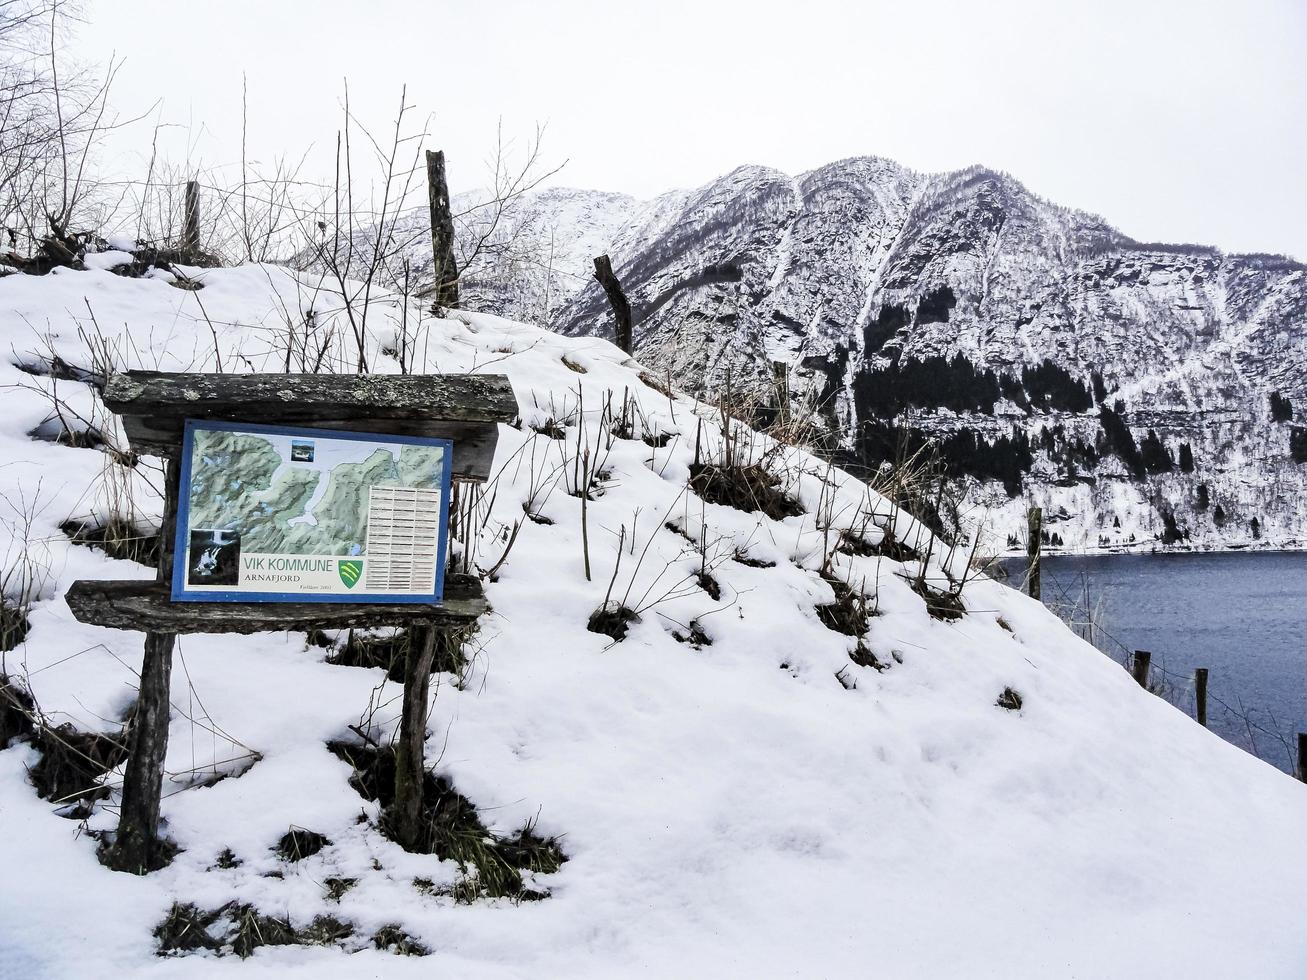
171,419 -> 454,605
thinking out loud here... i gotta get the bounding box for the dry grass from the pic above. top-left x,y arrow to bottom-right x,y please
996,687 -> 1023,711
327,740 -> 566,901
688,462 -> 803,520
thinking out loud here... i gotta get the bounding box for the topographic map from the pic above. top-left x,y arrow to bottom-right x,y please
186,428 -> 446,556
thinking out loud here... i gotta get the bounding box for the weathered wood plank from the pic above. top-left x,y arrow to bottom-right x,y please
103,457 -> 180,874
66,575 -> 486,634
104,371 -> 518,423
393,623 -> 438,850
119,414 -> 500,483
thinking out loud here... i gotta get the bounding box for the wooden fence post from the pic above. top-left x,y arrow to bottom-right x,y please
771,360 -> 789,426
104,458 -> 180,873
1026,506 -> 1042,601
1195,667 -> 1208,727
593,254 -> 632,355
425,150 -> 459,309
392,624 -> 438,851
183,180 -> 201,255
1297,734 -> 1307,783
1131,649 -> 1152,689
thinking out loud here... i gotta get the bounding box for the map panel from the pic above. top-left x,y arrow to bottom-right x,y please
172,421 -> 451,603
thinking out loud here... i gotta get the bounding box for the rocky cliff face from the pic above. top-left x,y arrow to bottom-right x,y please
532,158 -> 1307,553
358,159 -> 1306,553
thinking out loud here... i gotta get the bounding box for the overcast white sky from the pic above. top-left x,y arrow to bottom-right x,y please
73,0 -> 1306,257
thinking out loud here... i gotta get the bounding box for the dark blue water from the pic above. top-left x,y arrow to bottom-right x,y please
1003,552 -> 1307,772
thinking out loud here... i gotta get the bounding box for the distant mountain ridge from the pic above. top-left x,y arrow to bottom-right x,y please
420,158 -> 1307,552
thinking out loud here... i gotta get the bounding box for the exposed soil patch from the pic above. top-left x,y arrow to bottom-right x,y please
835,529 -> 877,558
849,643 -> 884,670
324,877 -> 357,901
671,620 -> 712,649
28,419 -> 108,451
587,603 -> 638,642
11,354 -> 103,389
212,848 -> 241,870
731,549 -> 775,569
639,371 -> 673,398
996,687 -> 1023,711
906,576 -> 966,622
0,606 -> 28,653
0,674 -> 36,748
326,740 -> 566,900
305,629 -> 334,649
29,722 -> 128,816
154,903 -> 224,956
275,827 -> 331,862
663,520 -> 694,542
155,902 -> 349,959
61,517 -> 160,568
179,753 -> 261,792
530,419 -> 567,440
688,462 -> 804,521
494,824 -> 568,876
372,924 -> 430,956
112,244 -> 221,274
300,915 -> 354,947
326,627 -> 466,682
838,526 -> 919,562
696,571 -> 721,601
815,573 -> 873,638
642,431 -> 673,448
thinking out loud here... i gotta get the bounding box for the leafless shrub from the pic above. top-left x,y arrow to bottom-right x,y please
0,480 -> 52,660
1,1 -> 139,272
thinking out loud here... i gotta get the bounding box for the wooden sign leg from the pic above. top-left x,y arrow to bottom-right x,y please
393,624 -> 438,851
106,630 -> 175,872
105,458 -> 180,873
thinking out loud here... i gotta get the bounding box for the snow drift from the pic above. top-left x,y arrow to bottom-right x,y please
1,259 -> 1306,979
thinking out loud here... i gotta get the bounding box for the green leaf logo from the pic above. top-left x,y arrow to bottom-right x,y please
338,559 -> 363,589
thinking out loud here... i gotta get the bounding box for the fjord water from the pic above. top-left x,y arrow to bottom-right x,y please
1011,551 -> 1307,774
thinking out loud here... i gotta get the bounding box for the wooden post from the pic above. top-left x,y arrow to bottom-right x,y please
1195,667 -> 1208,727
771,360 -> 789,426
1297,733 -> 1307,783
183,180 -> 201,255
593,254 -> 633,355
1131,649 -> 1152,689
425,150 -> 459,309
105,458 -> 180,873
393,624 -> 438,850
1026,506 -> 1042,601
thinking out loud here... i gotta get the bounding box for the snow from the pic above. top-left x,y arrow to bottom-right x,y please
2,262 -> 1307,978
82,250 -> 135,272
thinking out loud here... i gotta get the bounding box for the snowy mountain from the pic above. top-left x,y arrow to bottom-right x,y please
515,159 -> 1307,555
4,259 -> 1307,976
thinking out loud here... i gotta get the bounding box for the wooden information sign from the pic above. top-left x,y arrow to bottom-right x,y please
65,371 -> 516,872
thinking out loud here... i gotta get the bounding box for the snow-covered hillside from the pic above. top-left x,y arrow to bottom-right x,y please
2,260 -> 1307,978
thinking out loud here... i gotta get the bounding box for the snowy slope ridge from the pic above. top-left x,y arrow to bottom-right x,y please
1,261 -> 1307,978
